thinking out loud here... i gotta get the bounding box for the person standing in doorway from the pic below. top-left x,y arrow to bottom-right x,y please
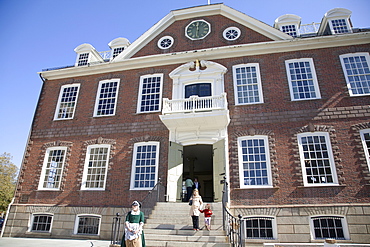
185,177 -> 194,201
192,177 -> 201,191
189,189 -> 203,231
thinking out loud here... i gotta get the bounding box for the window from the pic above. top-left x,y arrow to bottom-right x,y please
233,64 -> 264,105
223,27 -> 241,41
297,132 -> 338,186
311,216 -> 348,240
81,144 -> 110,190
77,53 -> 89,66
281,25 -> 298,37
30,214 -> 53,232
339,53 -> 370,96
94,79 -> 120,117
38,147 -> 67,190
54,84 -> 80,120
130,142 -> 159,190
238,136 -> 272,188
74,215 -> 101,235
330,19 -> 350,34
360,129 -> 370,171
157,36 -> 174,49
285,58 -> 321,101
112,47 -> 124,58
137,74 -> 163,113
244,217 -> 275,239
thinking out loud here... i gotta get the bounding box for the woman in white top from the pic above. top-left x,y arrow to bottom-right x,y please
189,189 -> 203,231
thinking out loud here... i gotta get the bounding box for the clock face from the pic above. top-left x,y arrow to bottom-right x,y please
186,20 -> 211,40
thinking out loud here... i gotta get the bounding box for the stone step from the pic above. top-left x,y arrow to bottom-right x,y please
146,216 -> 222,224
144,228 -> 226,236
144,223 -> 224,231
145,232 -> 228,242
146,240 -> 231,247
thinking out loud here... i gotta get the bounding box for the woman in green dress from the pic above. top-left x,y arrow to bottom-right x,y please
121,201 -> 145,247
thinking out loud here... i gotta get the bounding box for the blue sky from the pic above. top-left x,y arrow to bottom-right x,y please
0,0 -> 369,168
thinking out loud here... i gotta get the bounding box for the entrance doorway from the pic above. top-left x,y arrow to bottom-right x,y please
183,144 -> 214,202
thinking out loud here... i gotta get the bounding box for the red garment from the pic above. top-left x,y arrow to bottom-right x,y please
199,208 -> 213,218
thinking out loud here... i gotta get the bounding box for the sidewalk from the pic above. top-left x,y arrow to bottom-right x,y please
0,237 -> 112,247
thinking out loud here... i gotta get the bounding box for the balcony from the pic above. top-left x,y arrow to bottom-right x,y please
162,93 -> 228,114
159,93 -> 230,145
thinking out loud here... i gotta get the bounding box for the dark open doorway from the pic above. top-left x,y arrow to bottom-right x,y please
183,144 -> 214,202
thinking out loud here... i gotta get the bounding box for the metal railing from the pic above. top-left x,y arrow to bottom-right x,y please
140,178 -> 167,218
110,213 -> 122,246
162,93 -> 228,114
222,177 -> 245,247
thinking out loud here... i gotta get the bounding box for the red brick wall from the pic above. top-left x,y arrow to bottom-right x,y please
16,43 -> 370,207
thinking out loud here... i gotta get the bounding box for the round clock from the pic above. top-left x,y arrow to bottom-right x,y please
185,20 -> 211,40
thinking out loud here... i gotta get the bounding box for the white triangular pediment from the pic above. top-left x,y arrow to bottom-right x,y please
113,4 -> 292,62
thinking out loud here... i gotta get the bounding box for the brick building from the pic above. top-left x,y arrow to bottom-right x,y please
3,3 -> 370,244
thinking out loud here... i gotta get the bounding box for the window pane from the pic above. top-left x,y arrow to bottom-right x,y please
96,81 -> 118,116
42,149 -> 66,189
84,147 -> 109,189
132,143 -> 158,189
32,214 -> 53,232
240,137 -> 270,186
312,216 -> 345,240
139,76 -> 162,112
300,134 -> 334,184
56,85 -> 79,119
245,217 -> 274,239
234,65 -> 262,104
77,216 -> 100,235
341,54 -> 370,96
287,60 -> 319,100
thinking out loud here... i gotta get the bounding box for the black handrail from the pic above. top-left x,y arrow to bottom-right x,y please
222,176 -> 245,247
140,178 -> 166,219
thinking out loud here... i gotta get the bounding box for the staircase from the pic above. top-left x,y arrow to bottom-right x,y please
144,202 -> 231,247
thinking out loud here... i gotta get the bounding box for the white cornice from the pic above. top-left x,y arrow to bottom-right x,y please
40,32 -> 370,80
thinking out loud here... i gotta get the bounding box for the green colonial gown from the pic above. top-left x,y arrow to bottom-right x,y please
121,210 -> 146,247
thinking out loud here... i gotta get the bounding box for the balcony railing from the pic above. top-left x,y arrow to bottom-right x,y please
162,93 -> 228,114
300,22 -> 320,35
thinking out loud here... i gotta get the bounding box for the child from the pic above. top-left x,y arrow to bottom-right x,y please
199,204 -> 213,230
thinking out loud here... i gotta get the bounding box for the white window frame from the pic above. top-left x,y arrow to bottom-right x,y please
54,84 -> 80,120
74,214 -> 101,235
130,142 -> 160,190
297,132 -> 338,186
157,36 -> 174,49
223,26 -> 241,41
339,52 -> 370,96
329,18 -> 352,34
76,52 -> 90,66
237,136 -> 272,188
137,74 -> 163,113
244,216 -> 277,240
38,147 -> 67,190
360,129 -> 370,171
280,24 -> 299,37
285,58 -> 321,101
112,47 -> 125,59
81,144 -> 111,190
93,79 -> 120,117
309,215 -> 349,240
233,63 -> 264,105
29,213 -> 54,233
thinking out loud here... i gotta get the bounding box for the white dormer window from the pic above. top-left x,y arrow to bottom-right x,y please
281,25 -> 298,37
318,8 -> 352,35
274,14 -> 301,38
77,53 -> 89,66
108,37 -> 130,61
330,19 -> 350,34
74,43 -> 104,67
112,47 -> 125,58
